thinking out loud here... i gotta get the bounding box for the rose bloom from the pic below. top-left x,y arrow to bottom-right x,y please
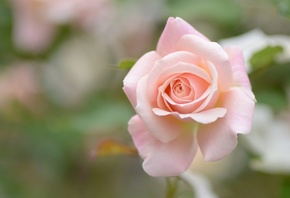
123,17 -> 256,177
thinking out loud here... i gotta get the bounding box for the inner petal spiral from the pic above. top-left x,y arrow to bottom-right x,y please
162,73 -> 211,114
171,78 -> 191,98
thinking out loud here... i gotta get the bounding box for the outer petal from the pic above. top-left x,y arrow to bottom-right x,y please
197,86 -> 255,161
197,119 -> 238,161
156,17 -> 208,56
220,86 -> 255,134
136,76 -> 184,143
177,35 -> 233,91
123,51 -> 161,106
225,47 -> 251,89
128,115 -> 198,177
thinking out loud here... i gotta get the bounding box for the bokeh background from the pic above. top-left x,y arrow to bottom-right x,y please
1,0 -> 290,197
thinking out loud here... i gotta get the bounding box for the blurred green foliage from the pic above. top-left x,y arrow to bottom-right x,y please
0,91 -> 167,198
278,0 -> 290,17
281,178 -> 290,198
250,45 -> 284,70
166,0 -> 242,38
0,0 -> 13,66
249,46 -> 290,111
167,0 -> 241,25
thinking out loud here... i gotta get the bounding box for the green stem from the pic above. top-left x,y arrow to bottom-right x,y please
165,177 -> 179,198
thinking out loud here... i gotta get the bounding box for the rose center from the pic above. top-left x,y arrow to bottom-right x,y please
162,73 -> 210,108
173,81 -> 189,97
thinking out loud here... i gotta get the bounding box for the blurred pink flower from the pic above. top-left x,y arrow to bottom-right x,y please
11,0 -> 56,53
123,17 -> 256,176
0,63 -> 39,109
10,0 -> 114,52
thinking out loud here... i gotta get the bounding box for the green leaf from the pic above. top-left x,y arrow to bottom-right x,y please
118,59 -> 136,70
255,89 -> 288,112
249,62 -> 290,90
249,62 -> 290,111
249,45 -> 284,70
280,178 -> 290,198
0,0 -> 14,67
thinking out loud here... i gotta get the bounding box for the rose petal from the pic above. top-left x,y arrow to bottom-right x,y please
225,47 -> 251,89
128,115 -> 198,177
197,86 -> 255,161
136,76 -> 184,143
197,118 -> 238,161
152,107 -> 227,124
177,35 -> 233,91
156,61 -> 219,113
153,61 -> 212,85
184,74 -> 209,100
147,53 -> 211,103
193,61 -> 219,112
156,17 -> 209,56
161,88 -> 210,114
157,61 -> 220,114
169,77 -> 195,102
157,74 -> 180,111
123,51 -> 161,106
220,86 -> 256,134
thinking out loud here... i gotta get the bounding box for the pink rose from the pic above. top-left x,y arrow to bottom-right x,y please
123,17 -> 255,177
